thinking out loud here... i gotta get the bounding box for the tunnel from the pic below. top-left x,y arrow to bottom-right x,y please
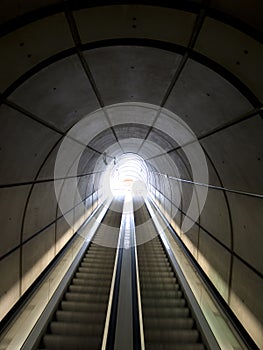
0,1 -> 262,349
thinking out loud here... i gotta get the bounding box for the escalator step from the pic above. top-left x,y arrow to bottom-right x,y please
142,290 -> 183,298
138,259 -> 169,264
83,256 -> 114,261
84,251 -> 115,257
139,271 -> 174,277
49,322 -> 102,336
71,278 -> 111,286
75,272 -> 112,280
43,334 -> 101,350
60,301 -> 107,313
140,277 -> 178,284
146,343 -> 206,350
143,307 -> 189,318
56,310 -> 105,324
145,329 -> 200,342
88,246 -> 114,251
78,266 -> 113,273
138,253 -> 167,258
139,261 -> 170,267
143,298 -> 185,307
68,285 -> 108,294
138,248 -> 165,251
80,261 -> 114,268
140,282 -> 179,291
144,317 -> 194,329
139,266 -> 172,272
64,292 -> 108,303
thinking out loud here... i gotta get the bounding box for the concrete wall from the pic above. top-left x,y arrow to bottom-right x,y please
0,2 -> 262,347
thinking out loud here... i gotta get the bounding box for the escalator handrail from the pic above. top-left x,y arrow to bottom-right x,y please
104,198 -> 125,350
131,201 -> 145,350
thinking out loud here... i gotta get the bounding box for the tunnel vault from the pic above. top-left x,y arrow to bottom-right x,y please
0,1 -> 262,348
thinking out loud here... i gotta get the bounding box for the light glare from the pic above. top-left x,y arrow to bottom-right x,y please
101,153 -> 149,199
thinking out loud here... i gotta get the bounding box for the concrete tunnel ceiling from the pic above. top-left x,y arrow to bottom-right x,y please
0,0 -> 262,347
52,102 -> 209,242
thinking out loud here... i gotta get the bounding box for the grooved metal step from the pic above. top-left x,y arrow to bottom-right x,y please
64,292 -> 108,303
144,317 -> 194,329
49,322 -> 102,336
55,310 -> 105,324
42,334 -> 101,350
68,285 -> 108,294
147,344 -> 206,350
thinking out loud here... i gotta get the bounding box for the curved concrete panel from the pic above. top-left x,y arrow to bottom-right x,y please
0,2 -> 262,347
9,54 -> 99,131
200,158 -> 231,248
0,13 -> 74,92
195,18 -> 263,102
0,186 -> 30,257
0,105 -> 60,184
84,46 -> 181,105
75,5 -> 196,46
165,59 -> 253,137
23,182 -> 58,241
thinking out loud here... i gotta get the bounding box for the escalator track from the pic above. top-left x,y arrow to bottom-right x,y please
37,198 -> 123,350
134,199 -> 207,350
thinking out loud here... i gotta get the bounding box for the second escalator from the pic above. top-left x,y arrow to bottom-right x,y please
134,199 -> 207,350
37,198 -> 124,349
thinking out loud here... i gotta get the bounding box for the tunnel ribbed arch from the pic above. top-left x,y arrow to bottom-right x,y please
0,2 -> 262,347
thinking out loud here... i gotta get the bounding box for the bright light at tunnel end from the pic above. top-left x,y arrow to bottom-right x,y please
101,153 -> 149,201
54,102 -> 209,248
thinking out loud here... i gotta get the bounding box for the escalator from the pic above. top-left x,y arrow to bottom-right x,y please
134,200 -> 207,350
38,197 -> 208,349
37,198 -> 123,349
0,195 -> 255,349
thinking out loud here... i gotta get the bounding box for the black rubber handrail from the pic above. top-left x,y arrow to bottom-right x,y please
106,205 -> 125,350
131,220 -> 141,349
